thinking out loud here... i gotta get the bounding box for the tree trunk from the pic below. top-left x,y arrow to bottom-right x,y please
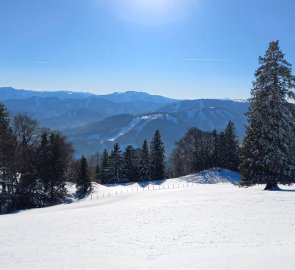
264,181 -> 280,191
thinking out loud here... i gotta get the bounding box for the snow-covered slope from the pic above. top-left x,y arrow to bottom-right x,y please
66,105 -> 248,157
1,170 -> 295,270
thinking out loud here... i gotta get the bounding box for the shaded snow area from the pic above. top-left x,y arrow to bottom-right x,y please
1,170 -> 295,270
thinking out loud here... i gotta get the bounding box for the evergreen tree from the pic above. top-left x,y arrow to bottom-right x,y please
36,132 -> 51,194
109,143 -> 125,183
223,121 -> 240,171
95,153 -> 100,182
76,156 -> 91,197
150,130 -> 166,180
100,149 -> 109,184
0,103 -> 16,196
216,131 -> 226,168
47,133 -> 73,203
15,130 -> 39,209
13,114 -> 40,207
212,130 -> 219,168
0,104 -> 74,212
240,41 -> 295,190
124,145 -> 138,182
139,139 -> 150,181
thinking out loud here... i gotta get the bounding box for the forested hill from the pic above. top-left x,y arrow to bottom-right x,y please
0,87 -> 249,156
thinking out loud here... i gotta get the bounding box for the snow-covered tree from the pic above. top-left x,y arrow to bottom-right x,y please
240,41 -> 295,190
150,130 -> 166,180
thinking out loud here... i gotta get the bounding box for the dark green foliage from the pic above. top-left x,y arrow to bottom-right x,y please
0,103 -> 17,204
36,132 -> 51,195
170,123 -> 240,177
46,133 -> 73,203
76,156 -> 91,197
211,129 -> 219,168
170,128 -> 214,176
1,103 -> 74,212
139,139 -> 150,181
100,149 -> 110,184
150,130 -> 166,180
0,103 -> 16,174
95,156 -> 100,182
124,145 -> 138,182
222,121 -> 240,171
109,143 -> 125,183
240,41 -> 295,190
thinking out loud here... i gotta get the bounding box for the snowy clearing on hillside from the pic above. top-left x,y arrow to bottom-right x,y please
1,170 -> 295,270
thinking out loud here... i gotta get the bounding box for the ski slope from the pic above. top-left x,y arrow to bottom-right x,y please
1,170 -> 295,270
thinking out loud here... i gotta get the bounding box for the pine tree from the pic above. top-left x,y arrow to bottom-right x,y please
139,139 -> 150,181
109,143 -> 125,183
216,131 -> 226,168
150,130 -> 166,180
76,156 -> 91,197
124,145 -> 138,182
223,121 -> 240,171
212,130 -> 219,168
100,149 -> 110,184
47,133 -> 73,203
95,153 -> 100,182
15,132 -> 39,209
0,103 -> 16,196
240,41 -> 295,190
36,132 -> 51,194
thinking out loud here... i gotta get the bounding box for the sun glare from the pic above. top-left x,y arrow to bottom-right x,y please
130,0 -> 175,11
106,0 -> 198,25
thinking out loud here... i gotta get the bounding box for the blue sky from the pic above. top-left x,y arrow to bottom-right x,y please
0,0 -> 294,99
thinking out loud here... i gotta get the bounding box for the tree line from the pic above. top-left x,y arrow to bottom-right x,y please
0,108 -> 73,211
75,130 -> 166,198
1,40 -> 295,213
170,121 -> 240,177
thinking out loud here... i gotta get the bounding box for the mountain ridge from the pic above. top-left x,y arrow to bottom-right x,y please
0,87 -> 249,156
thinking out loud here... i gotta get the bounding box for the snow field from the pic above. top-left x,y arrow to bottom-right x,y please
0,171 -> 295,270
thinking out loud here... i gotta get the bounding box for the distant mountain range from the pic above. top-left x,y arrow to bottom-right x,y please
0,87 -> 249,156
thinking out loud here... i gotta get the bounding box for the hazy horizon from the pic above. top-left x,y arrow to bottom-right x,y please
0,86 -> 251,100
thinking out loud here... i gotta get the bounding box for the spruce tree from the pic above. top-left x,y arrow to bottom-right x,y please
240,41 -> 295,190
223,121 -> 240,171
150,130 -> 166,180
95,164 -> 100,181
47,133 -> 73,203
100,149 -> 109,184
212,130 -> 219,168
139,139 -> 150,181
109,143 -> 125,183
216,131 -> 226,168
124,145 -> 138,182
0,103 -> 16,196
76,156 -> 91,197
36,132 -> 51,194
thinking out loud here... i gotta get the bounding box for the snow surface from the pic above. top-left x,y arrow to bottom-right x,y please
108,113 -> 179,142
108,117 -> 142,142
1,170 -> 295,270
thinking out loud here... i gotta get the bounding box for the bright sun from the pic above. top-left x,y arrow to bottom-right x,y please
107,0 -> 198,25
129,0 -> 175,10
